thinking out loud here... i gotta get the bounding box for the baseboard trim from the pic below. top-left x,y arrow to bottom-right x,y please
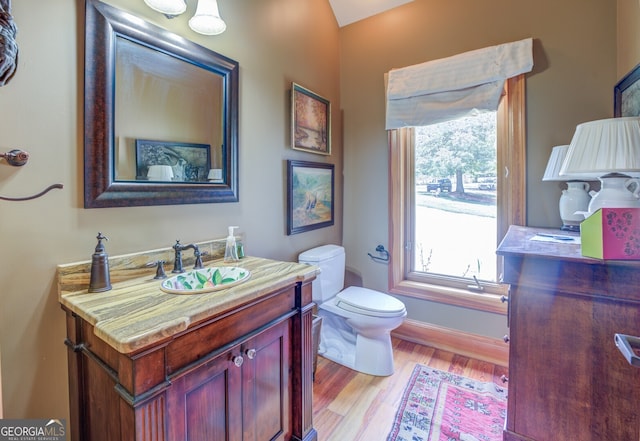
391,318 -> 509,367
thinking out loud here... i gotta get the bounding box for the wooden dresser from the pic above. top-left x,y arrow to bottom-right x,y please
58,250 -> 318,441
497,225 -> 640,441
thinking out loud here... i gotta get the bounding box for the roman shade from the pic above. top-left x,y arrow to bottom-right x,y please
385,38 -> 534,129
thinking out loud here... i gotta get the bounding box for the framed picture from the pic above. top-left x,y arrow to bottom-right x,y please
614,63 -> 640,117
287,160 -> 334,235
291,83 -> 331,155
135,139 -> 211,182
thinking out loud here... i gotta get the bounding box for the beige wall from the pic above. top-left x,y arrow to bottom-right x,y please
0,0 -> 341,421
339,0 -> 617,337
618,0 -> 640,77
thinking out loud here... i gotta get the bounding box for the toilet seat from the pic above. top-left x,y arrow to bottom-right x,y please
335,286 -> 406,318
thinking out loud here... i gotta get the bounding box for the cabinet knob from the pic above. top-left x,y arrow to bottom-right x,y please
246,348 -> 257,359
232,355 -> 244,367
503,334 -> 510,343
500,295 -> 509,303
501,374 -> 509,383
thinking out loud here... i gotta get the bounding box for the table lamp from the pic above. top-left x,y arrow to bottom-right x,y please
560,117 -> 640,215
542,145 -> 594,231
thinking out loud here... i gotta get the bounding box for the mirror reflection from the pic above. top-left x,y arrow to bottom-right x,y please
114,37 -> 224,183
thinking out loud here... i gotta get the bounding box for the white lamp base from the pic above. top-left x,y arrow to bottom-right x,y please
559,181 -> 591,231
588,174 -> 640,214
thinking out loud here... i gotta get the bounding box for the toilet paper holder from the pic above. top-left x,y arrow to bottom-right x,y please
368,244 -> 390,263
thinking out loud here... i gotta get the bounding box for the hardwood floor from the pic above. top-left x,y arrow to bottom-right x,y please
312,337 -> 508,441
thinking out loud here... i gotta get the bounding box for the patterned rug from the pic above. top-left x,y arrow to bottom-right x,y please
387,365 -> 507,441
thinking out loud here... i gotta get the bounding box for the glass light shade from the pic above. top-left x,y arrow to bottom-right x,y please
143,0 -> 186,16
189,0 -> 227,35
559,117 -> 640,178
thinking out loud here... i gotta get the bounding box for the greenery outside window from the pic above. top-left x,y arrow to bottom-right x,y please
388,75 -> 526,314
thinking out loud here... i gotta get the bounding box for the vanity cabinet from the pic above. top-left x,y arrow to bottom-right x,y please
166,318 -> 291,441
497,226 -> 640,441
58,255 -> 318,441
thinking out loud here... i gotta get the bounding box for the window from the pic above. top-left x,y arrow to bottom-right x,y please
388,75 -> 526,314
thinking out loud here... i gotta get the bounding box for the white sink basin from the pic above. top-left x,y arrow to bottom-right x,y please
160,266 -> 251,294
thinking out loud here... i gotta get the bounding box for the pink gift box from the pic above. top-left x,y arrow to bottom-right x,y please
580,208 -> 640,259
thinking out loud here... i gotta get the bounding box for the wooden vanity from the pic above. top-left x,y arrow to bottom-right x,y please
58,247 -> 319,441
497,225 -> 640,441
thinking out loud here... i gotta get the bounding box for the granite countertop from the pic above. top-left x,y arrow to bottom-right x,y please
59,256 -> 319,354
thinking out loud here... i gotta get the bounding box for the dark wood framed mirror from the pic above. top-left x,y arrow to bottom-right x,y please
84,0 -> 239,208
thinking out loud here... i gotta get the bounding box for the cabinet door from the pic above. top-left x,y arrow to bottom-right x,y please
242,319 -> 292,441
508,285 -> 640,441
166,345 -> 244,441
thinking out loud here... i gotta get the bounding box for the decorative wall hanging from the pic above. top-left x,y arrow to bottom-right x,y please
614,63 -> 640,117
291,83 -> 331,155
0,0 -> 18,86
286,160 -> 334,235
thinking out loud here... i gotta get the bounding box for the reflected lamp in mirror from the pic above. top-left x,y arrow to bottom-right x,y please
144,0 -> 226,35
560,117 -> 640,215
147,165 -> 174,181
542,145 -> 594,232
207,168 -> 223,182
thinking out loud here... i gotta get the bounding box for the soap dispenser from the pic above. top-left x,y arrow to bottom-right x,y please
224,226 -> 240,263
89,232 -> 112,292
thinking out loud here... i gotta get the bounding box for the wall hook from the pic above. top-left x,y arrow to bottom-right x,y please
368,244 -> 390,263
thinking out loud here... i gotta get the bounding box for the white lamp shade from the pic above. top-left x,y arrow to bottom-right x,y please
542,145 -> 586,181
559,117 -> 640,178
189,0 -> 227,35
143,0 -> 186,16
147,165 -> 174,181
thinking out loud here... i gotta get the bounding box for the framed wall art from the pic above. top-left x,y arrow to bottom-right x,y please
135,139 -> 211,182
287,160 -> 334,235
291,82 -> 331,155
614,63 -> 640,117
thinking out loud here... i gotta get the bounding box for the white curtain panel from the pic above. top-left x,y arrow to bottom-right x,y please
385,38 -> 534,129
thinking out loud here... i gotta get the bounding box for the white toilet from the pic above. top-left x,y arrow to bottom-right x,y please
298,244 -> 407,376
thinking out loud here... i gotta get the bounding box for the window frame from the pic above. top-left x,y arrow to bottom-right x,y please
388,75 -> 526,315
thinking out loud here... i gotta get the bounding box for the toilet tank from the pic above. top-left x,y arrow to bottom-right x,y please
298,244 -> 345,304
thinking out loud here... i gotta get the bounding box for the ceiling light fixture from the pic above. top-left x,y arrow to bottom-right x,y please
143,0 -> 186,17
143,0 -> 226,36
189,0 -> 227,35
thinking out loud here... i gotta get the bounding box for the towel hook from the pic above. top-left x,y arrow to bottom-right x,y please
1,148 -> 64,201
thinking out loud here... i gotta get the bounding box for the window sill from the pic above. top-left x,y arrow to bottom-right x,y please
390,279 -> 508,315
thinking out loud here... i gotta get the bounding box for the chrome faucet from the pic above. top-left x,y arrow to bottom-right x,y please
172,240 -> 203,273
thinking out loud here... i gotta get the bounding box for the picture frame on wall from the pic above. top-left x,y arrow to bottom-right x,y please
135,139 -> 211,183
291,83 -> 331,155
287,160 -> 335,235
614,63 -> 640,117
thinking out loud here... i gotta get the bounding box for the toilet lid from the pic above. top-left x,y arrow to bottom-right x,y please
335,286 -> 406,317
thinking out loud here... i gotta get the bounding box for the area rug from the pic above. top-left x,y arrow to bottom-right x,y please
387,364 -> 507,441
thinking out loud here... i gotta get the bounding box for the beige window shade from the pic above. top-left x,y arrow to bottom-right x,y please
385,38 -> 533,129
